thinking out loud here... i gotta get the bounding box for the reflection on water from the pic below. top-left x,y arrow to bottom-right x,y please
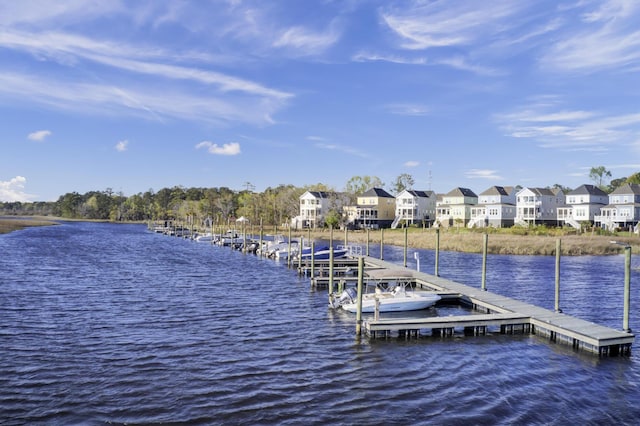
0,222 -> 638,425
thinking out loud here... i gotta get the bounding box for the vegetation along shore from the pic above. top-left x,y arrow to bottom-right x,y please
3,216 -> 640,256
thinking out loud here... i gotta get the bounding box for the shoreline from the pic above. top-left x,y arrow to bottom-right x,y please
3,217 -> 639,256
303,228 -> 640,256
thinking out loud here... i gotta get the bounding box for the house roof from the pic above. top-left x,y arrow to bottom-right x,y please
305,191 -> 331,199
361,187 -> 394,198
445,187 -> 477,198
405,190 -> 432,198
519,187 -> 556,196
480,186 -> 509,196
610,183 -> 640,195
568,184 -> 608,196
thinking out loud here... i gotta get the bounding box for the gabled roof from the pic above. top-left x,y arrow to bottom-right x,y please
361,187 -> 394,198
404,189 -> 431,198
610,183 -> 640,195
480,186 -> 509,196
303,190 -> 331,199
445,187 -> 477,198
568,184 -> 608,196
519,187 -> 556,196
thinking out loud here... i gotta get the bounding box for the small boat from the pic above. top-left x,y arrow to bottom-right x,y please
297,245 -> 348,260
330,283 -> 441,313
194,232 -> 214,242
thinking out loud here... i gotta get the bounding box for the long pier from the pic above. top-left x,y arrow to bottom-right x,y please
306,257 -> 635,357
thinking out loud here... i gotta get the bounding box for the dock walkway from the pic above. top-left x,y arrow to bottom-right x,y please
353,257 -> 633,356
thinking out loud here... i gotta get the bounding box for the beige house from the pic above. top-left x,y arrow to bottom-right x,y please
344,187 -> 396,229
435,187 -> 478,227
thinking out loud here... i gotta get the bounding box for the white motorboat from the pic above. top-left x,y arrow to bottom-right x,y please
194,232 -> 214,242
329,269 -> 440,313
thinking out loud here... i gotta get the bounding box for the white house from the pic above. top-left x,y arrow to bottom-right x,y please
557,184 -> 608,229
469,186 -> 516,228
392,189 -> 436,228
435,187 -> 478,227
293,191 -> 335,229
515,187 -> 565,226
594,183 -> 640,231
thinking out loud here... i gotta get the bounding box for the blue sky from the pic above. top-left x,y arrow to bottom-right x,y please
2,0 -> 640,202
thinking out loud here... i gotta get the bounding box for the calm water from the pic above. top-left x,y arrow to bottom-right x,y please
1,222 -> 639,425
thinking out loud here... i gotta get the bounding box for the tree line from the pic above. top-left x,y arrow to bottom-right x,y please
1,167 -> 638,225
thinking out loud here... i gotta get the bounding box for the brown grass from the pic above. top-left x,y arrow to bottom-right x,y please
0,217 -> 59,234
301,227 -> 640,256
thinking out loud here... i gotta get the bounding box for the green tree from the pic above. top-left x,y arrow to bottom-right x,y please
392,173 -> 415,194
626,172 -> 640,184
589,166 -> 612,189
344,175 -> 383,202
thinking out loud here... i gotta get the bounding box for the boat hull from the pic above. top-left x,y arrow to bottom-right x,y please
341,293 -> 440,313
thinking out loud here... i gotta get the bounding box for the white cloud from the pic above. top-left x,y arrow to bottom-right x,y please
496,100 -> 640,151
115,139 -> 128,152
384,103 -> 430,116
27,129 -> 51,141
196,141 -> 241,156
0,176 -> 34,202
273,24 -> 340,54
404,161 -> 420,168
465,169 -> 502,180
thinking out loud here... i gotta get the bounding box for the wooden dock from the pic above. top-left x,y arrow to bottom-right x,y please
332,257 -> 635,356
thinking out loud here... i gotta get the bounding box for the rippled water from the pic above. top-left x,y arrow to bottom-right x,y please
1,222 -> 639,425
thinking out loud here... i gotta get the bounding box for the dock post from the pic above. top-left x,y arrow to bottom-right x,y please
329,246 -> 334,295
624,245 -> 632,333
435,229 -> 440,277
288,227 -> 292,268
481,233 -> 488,291
298,236 -> 302,270
355,256 -> 364,336
344,227 -> 348,247
259,226 -> 263,257
366,228 -> 370,256
310,241 -> 315,279
380,228 -> 384,260
555,239 -> 562,313
403,227 -> 408,267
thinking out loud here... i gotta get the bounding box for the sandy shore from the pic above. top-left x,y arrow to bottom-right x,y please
0,217 -> 60,234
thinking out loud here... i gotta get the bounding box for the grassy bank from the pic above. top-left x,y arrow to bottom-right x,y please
302,227 -> 640,256
0,217 -> 60,234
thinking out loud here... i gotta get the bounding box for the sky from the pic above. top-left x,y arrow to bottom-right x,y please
1,0 -> 640,202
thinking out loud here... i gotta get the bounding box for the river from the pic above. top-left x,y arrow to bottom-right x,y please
1,222 -> 638,425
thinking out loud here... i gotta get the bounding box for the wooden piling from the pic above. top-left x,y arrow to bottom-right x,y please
380,228 -> 384,260
555,239 -> 562,313
435,228 -> 440,277
481,233 -> 488,291
355,257 -> 364,336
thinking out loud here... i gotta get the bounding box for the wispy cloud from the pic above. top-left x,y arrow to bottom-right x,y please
352,51 -> 427,65
404,161 -> 420,167
115,139 -> 128,152
315,143 -> 368,158
541,1 -> 640,72
0,176 -> 34,202
27,129 -> 51,141
0,72 -> 283,126
465,169 -> 502,180
196,141 -> 241,156
495,99 -> 640,151
381,2 -> 526,50
384,103 -> 430,116
273,23 -> 340,55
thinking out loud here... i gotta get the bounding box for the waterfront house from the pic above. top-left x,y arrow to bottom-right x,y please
344,187 -> 396,229
392,189 -> 436,228
594,183 -> 640,231
468,186 -> 517,228
435,187 -> 478,228
293,190 -> 346,229
515,187 -> 565,226
557,184 -> 608,229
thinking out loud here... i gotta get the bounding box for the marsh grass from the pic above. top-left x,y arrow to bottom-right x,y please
0,217 -> 59,234
304,226 -> 640,256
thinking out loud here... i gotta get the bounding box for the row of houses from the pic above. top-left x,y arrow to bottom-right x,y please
292,183 -> 640,232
